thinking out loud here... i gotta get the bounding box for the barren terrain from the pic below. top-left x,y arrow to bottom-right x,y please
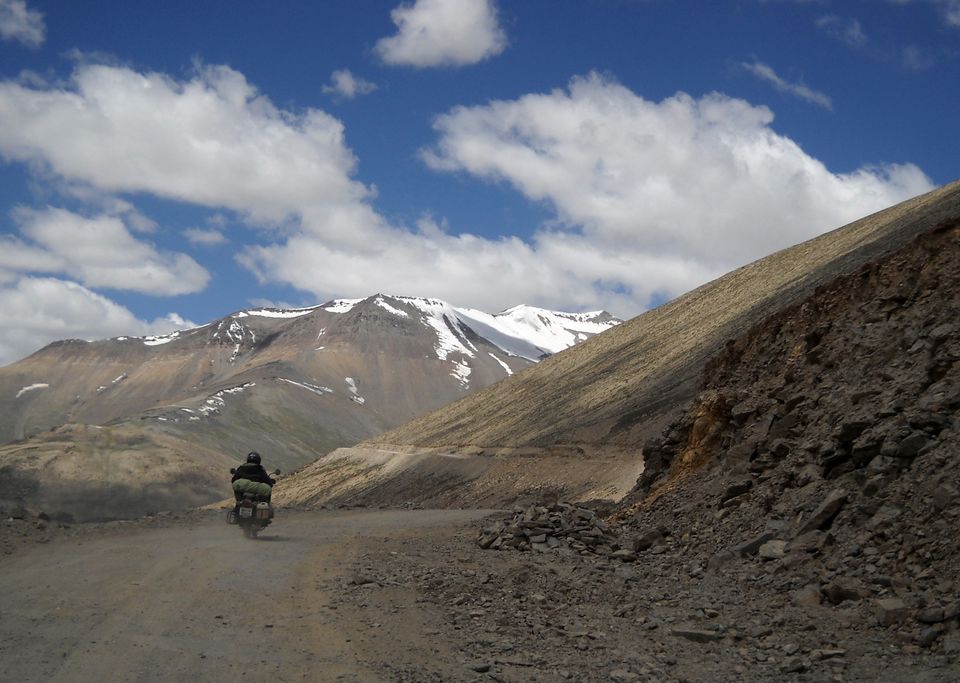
4,505 -> 957,682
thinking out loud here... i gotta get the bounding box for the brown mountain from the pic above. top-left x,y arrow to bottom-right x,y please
0,296 -> 617,520
276,180 -> 960,508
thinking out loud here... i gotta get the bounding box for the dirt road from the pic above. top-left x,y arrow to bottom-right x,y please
0,509 -> 495,682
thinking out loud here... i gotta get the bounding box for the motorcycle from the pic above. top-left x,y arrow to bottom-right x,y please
226,468 -> 281,539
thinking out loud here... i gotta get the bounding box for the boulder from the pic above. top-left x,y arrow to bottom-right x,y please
757,540 -> 787,560
931,483 -> 957,511
670,627 -> 724,643
633,527 -> 668,552
874,598 -> 908,626
791,584 -> 822,608
720,479 -> 753,503
733,531 -> 774,557
834,419 -> 871,444
797,489 -> 847,535
896,433 -> 931,459
917,607 -> 945,624
821,577 -> 869,605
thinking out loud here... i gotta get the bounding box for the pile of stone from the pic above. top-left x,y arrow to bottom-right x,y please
477,503 -> 635,559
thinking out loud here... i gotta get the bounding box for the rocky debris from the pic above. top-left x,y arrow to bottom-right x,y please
875,597 -> 909,626
632,525 -> 668,552
343,498 -> 960,683
347,573 -> 379,587
670,627 -> 724,643
607,222 -> 960,674
821,577 -> 869,605
477,503 -> 624,557
720,478 -> 753,503
757,539 -> 786,560
796,489 -> 847,535
732,531 -> 774,557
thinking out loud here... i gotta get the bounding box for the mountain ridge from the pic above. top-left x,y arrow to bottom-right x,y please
0,294 -> 618,520
276,180 -> 960,508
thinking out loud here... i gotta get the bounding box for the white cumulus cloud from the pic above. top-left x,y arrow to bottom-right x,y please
0,63 -> 370,224
8,207 -> 209,295
411,73 -> 931,299
322,69 -> 377,99
375,0 -> 507,67
0,61 -> 935,353
243,73 -> 933,317
0,0 -> 44,47
0,277 -> 196,366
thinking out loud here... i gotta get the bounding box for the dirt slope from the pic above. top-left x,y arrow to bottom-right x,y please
278,181 -> 960,507
374,181 -> 960,450
0,423 -> 232,521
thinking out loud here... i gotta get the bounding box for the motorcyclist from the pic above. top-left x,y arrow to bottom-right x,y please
231,451 -> 276,502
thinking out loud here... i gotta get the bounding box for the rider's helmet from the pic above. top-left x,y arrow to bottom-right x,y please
246,451 -> 261,464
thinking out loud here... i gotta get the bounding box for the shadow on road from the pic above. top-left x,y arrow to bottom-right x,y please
250,534 -> 293,542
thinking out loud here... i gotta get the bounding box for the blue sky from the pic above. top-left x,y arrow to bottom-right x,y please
0,0 -> 956,365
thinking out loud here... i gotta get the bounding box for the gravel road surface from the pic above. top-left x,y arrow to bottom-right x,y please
0,509 -> 494,682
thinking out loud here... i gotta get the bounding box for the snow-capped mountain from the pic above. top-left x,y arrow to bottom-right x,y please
323,295 -> 619,364
0,294 -> 618,519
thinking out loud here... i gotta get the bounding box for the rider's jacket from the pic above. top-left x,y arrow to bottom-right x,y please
231,463 -> 276,486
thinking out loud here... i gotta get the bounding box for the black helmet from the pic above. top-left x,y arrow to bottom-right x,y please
246,451 -> 261,464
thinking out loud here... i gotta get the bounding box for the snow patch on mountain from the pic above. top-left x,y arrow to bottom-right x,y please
459,305 -> 617,360
16,383 -> 49,399
198,382 -> 256,416
345,377 -> 366,404
488,353 -> 513,376
235,306 -> 317,319
209,319 -> 258,362
143,331 -> 182,346
379,295 -> 619,363
394,297 -> 478,361
279,378 -> 333,396
374,296 -> 409,318
215,320 -> 254,344
324,299 -> 362,313
451,360 -> 472,387
97,372 -> 128,393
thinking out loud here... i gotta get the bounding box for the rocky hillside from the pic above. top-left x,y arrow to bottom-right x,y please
332,208 -> 960,681
0,295 -> 616,520
576,213 -> 960,670
276,181 -> 960,508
